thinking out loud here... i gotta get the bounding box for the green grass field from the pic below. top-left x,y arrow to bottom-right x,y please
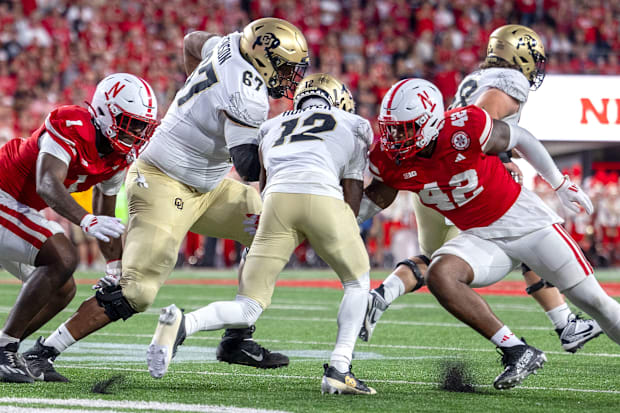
1,268 -> 619,412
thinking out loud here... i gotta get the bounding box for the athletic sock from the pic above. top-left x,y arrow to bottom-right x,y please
380,273 -> 406,304
43,323 -> 76,353
491,325 -> 525,348
0,331 -> 20,347
545,303 -> 572,330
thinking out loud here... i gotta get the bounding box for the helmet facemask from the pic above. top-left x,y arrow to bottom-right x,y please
266,53 -> 308,99
379,113 -> 434,160
107,103 -> 159,154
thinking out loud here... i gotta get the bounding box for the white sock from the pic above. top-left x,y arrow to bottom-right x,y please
184,295 -> 263,336
330,274 -> 369,373
490,325 -> 525,348
0,331 -> 20,347
43,323 -> 76,353
381,272 -> 406,304
545,303 -> 572,330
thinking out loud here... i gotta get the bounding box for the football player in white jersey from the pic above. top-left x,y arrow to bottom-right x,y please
25,18 -> 309,379
148,74 -> 377,395
358,25 -> 602,353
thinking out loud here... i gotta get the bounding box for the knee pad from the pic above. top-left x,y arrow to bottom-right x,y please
95,285 -> 137,321
396,258 -> 427,292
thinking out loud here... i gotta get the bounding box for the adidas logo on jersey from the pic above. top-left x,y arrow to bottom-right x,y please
455,154 -> 466,163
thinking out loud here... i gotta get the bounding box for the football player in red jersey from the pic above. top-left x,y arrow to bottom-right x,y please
0,73 -> 159,383
359,78 -> 620,390
360,25 -> 601,354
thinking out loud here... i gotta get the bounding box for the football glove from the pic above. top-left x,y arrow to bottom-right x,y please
80,214 -> 125,242
554,176 -> 593,215
92,260 -> 122,290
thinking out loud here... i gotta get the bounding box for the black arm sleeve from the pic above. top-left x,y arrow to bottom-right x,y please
229,144 -> 261,182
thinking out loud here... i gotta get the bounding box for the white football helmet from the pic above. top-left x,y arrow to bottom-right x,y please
88,73 -> 159,155
378,78 -> 445,160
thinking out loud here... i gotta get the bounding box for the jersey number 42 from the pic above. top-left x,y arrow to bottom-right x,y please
418,169 -> 484,211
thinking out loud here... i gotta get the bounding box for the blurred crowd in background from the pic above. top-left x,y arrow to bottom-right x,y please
1,0 -> 619,270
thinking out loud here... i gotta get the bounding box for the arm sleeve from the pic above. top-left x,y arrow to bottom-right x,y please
229,144 -> 260,182
38,131 -> 72,165
507,123 -> 564,188
95,169 -> 127,196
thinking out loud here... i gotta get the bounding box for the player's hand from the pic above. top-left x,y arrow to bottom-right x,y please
503,161 -> 523,185
92,260 -> 122,290
80,214 -> 125,242
554,176 -> 594,215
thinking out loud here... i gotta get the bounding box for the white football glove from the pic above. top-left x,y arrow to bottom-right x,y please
80,214 -> 125,242
554,176 -> 594,216
92,260 -> 122,290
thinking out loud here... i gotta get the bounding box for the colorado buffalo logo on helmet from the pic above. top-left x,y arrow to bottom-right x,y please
451,131 -> 470,150
252,33 -> 281,51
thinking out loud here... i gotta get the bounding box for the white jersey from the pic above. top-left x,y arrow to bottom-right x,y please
451,67 -> 530,125
259,103 -> 373,200
141,32 -> 269,192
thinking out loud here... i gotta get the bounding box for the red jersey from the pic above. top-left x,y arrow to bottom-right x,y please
0,105 -> 129,211
369,105 -> 521,230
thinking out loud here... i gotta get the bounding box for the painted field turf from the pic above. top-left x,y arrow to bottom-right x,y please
0,269 -> 619,412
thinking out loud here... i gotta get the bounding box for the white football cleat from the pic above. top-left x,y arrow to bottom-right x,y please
147,304 -> 186,379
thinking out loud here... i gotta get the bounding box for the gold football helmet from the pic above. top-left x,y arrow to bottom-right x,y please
486,24 -> 547,89
293,73 -> 356,113
240,17 -> 309,99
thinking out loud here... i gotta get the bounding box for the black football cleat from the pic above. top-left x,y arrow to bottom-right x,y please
23,337 -> 68,382
216,326 -> 289,369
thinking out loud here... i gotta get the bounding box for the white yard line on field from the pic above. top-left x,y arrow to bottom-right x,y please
0,398 -> 290,413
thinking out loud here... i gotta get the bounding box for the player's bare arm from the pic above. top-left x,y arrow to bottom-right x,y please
475,88 -> 520,120
475,90 -> 524,183
364,179 -> 398,209
92,186 -> 122,261
36,153 -> 90,225
183,31 -> 218,76
341,179 -> 363,216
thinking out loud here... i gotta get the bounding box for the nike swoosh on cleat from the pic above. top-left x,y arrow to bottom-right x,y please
240,349 -> 263,362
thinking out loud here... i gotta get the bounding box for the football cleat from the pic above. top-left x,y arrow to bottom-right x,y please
0,342 -> 34,383
493,339 -> 546,390
216,326 -> 289,369
23,337 -> 68,382
147,304 -> 186,379
359,289 -> 389,342
556,313 -> 603,353
321,363 -> 376,395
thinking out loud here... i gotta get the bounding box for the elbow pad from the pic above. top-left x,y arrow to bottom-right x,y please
229,144 -> 260,182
